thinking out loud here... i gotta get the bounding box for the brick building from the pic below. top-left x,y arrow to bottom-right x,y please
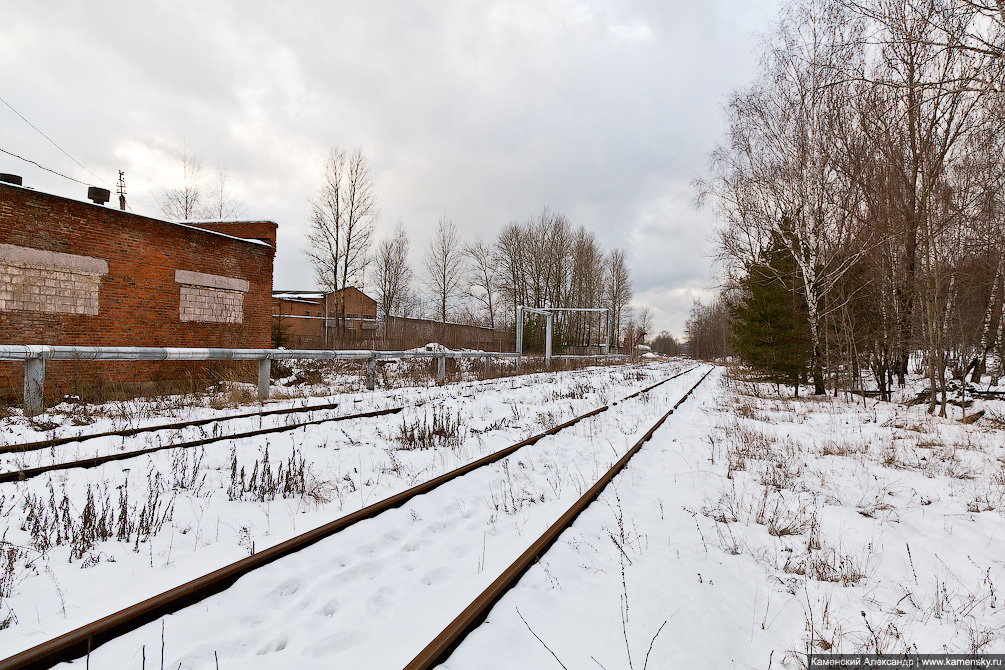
272,287 -> 378,348
0,180 -> 277,400
272,292 -> 326,348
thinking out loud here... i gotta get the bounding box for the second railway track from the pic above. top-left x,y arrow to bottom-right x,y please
0,406 -> 404,484
0,401 -> 343,455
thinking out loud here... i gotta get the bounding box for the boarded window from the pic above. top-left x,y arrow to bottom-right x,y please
0,244 -> 108,316
175,270 -> 249,324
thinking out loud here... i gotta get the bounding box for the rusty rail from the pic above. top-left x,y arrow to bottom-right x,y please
0,366 -> 699,670
0,401 -> 341,455
0,407 -> 401,484
403,366 -> 715,670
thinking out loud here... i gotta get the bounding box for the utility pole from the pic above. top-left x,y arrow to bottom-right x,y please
116,170 -> 127,211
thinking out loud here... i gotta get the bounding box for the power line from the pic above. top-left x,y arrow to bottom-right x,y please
0,94 -> 109,186
0,147 -> 93,186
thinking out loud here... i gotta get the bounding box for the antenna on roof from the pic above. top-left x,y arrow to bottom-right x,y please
116,170 -> 127,211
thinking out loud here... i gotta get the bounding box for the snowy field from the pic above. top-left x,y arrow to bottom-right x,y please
1,360 -> 1004,668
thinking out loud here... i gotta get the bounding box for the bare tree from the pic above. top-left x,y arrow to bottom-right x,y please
206,163 -> 246,220
864,0 -> 992,413
159,146 -> 203,221
685,297 -> 733,361
492,209 -> 627,351
160,149 -> 246,221
495,221 -> 529,326
305,146 -> 346,338
696,0 -> 1004,404
606,249 -> 633,341
423,216 -> 465,323
305,146 -> 379,337
464,236 -> 500,328
637,306 -> 653,343
843,0 -> 1003,63
569,227 -> 607,345
373,221 -> 412,325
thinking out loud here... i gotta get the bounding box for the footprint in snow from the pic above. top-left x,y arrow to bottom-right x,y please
318,598 -> 340,617
269,577 -> 301,598
256,635 -> 288,655
306,630 -> 369,657
420,567 -> 452,586
367,585 -> 397,615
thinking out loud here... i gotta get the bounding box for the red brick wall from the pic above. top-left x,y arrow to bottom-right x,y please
273,297 -> 325,348
188,221 -> 277,248
271,289 -> 378,349
0,183 -> 276,400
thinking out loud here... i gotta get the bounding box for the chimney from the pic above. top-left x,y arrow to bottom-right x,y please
0,174 -> 23,186
87,187 -> 111,205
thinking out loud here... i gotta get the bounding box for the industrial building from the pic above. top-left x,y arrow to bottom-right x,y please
0,177 -> 276,400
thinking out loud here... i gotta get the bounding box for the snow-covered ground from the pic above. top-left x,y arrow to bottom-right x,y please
1,360 -> 1003,668
450,369 -> 1005,669
0,359 -> 685,662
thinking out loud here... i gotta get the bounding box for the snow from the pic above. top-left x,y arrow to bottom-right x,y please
1,362 -> 1004,668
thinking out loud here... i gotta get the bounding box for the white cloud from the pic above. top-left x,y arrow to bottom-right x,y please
0,0 -> 781,336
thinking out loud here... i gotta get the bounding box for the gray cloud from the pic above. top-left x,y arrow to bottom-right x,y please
1,0 -> 780,337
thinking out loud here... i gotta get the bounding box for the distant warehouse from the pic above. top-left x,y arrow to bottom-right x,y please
0,177 -> 276,401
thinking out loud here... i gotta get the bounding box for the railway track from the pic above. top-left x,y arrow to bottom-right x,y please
0,364 -> 705,670
0,406 -> 403,484
406,366 -> 715,669
0,401 -> 342,454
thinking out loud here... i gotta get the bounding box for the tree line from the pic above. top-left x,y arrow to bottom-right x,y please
692,0 -> 1004,413
303,146 -> 639,350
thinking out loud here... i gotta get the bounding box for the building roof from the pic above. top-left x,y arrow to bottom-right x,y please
0,182 -> 273,247
274,294 -> 325,303
273,287 -> 376,302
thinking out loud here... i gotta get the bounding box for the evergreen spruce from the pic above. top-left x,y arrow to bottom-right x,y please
730,235 -> 811,392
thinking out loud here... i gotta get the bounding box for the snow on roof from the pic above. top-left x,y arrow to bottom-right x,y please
173,222 -> 271,247
273,292 -> 325,301
274,297 -> 322,305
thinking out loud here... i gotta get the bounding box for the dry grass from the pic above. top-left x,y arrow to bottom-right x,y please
782,545 -> 867,586
702,485 -> 812,538
821,437 -> 869,457
396,407 -> 465,451
208,381 -> 258,410
720,420 -> 778,476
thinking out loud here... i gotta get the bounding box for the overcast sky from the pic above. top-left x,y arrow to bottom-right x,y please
1,1 -> 781,338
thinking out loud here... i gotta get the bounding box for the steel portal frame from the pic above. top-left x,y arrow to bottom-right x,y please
515,306 -> 611,367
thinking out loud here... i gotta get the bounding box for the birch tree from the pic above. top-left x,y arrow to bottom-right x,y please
305,146 -> 378,336
373,221 -> 412,325
159,147 -> 204,221
464,236 -> 500,328
606,249 -> 633,342
699,0 -> 868,394
423,216 -> 465,323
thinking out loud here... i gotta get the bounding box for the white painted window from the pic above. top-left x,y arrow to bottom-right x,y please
0,244 -> 108,316
175,270 -> 249,324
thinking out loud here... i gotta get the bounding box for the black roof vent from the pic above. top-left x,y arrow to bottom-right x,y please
87,187 -> 111,206
0,174 -> 23,186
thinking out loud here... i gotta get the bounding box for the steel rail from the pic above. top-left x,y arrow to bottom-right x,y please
0,407 -> 402,484
403,366 -> 715,670
0,401 -> 341,455
0,366 -> 699,670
